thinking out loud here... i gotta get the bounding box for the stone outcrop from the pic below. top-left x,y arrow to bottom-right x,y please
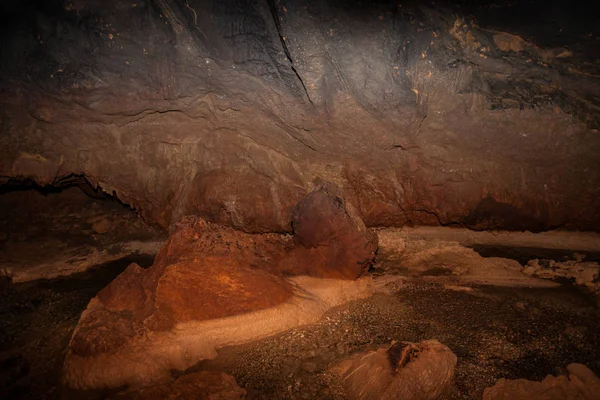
280,181 -> 378,279
483,363 -> 600,400
523,258 -> 600,295
63,183 -> 376,390
1,1 -> 599,233
331,339 -> 457,400
379,236 -> 559,287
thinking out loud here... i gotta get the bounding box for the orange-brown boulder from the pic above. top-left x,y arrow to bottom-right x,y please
281,181 -> 378,279
68,217 -> 294,359
63,185 -> 378,390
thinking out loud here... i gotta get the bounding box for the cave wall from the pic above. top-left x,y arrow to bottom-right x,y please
1,0 -> 599,232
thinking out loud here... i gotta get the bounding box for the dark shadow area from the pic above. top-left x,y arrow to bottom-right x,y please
0,176 -> 164,398
470,244 -> 600,266
0,255 -> 155,400
0,174 -> 130,205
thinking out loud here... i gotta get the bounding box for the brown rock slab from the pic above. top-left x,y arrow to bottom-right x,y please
126,371 -> 246,400
331,339 -> 457,400
483,363 -> 600,400
67,217 -> 294,360
281,181 -> 378,279
63,209 -> 375,390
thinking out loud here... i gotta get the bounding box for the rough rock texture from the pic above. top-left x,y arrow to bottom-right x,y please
483,363 -> 600,400
379,236 -> 559,287
523,258 -> 600,295
280,181 -> 378,279
125,371 -> 246,400
63,186 -> 376,390
70,216 -> 293,352
331,339 -> 457,400
1,0 -> 599,233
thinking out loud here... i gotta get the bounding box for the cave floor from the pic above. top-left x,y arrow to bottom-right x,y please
1,253 -> 599,399
0,185 -> 165,398
191,277 -> 600,400
1,189 -> 599,399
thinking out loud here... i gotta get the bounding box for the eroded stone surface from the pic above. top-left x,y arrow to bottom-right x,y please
523,259 -> 600,295
68,216 -> 295,362
331,339 -> 457,400
280,181 -> 378,279
376,233 -> 559,287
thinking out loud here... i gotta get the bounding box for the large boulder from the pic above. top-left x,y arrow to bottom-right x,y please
331,339 -> 457,400
483,363 -> 600,400
280,181 -> 378,279
63,185 -> 376,390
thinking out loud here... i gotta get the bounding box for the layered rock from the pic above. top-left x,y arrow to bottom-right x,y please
63,183 -> 376,390
1,1 -> 599,233
331,339 -> 457,400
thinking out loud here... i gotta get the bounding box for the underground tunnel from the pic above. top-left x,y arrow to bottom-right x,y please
1,0 -> 600,399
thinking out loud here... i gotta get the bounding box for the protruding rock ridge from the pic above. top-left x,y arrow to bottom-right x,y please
63,182 -> 376,390
331,339 -> 457,400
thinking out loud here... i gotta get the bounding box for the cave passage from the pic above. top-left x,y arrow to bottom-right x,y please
1,0 -> 599,399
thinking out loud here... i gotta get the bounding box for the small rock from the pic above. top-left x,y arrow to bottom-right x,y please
91,218 -> 111,234
302,362 -> 318,373
522,266 -> 537,276
575,266 -> 599,285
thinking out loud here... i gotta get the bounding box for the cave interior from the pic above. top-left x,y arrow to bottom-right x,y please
1,0 -> 600,399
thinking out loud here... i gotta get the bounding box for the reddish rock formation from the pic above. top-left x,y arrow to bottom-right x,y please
331,339 -> 457,400
63,184 -> 376,389
280,181 -> 378,279
69,216 -> 294,360
483,363 -> 600,400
